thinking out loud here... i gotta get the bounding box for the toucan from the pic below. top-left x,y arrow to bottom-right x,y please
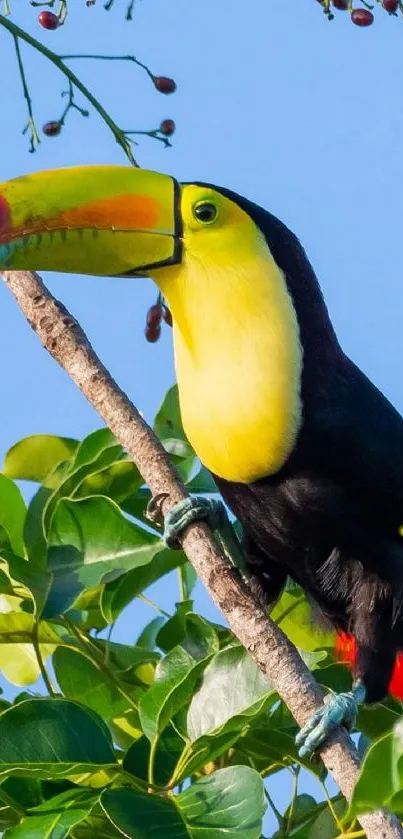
1,165 -> 403,756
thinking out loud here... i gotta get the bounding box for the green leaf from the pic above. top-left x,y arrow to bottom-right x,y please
172,645 -> 277,782
3,788 -> 97,839
139,615 -> 219,743
66,804 -> 123,839
24,487 -> 52,568
0,553 -> 51,616
102,788 -> 189,839
44,497 -> 164,617
234,726 -> 324,779
186,467 -> 217,493
278,794 -> 323,839
316,663 -> 352,695
162,438 -> 194,459
43,429 -> 124,533
76,460 -> 143,503
309,799 -> 345,839
100,548 -> 186,624
0,612 -> 59,686
178,767 -> 266,838
53,647 -> 137,721
271,589 -> 334,651
69,803 -> 123,839
154,385 -> 187,443
136,617 -> 166,650
102,767 -> 266,839
156,601 -> 194,653
3,436 -> 78,484
187,645 -> 274,740
0,777 -> 42,832
121,487 -> 151,524
0,476 -> 26,557
109,708 -> 143,751
348,719 -> 403,817
94,639 -> 160,679
358,697 -> 402,741
123,724 -> 185,786
0,698 -> 116,778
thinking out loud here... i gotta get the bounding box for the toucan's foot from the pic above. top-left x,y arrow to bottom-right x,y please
147,494 -> 247,572
295,682 -> 366,758
160,497 -> 226,549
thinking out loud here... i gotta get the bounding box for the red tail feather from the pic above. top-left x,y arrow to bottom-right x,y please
335,633 -> 403,700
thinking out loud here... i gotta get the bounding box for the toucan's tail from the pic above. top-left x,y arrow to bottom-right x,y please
335,633 -> 403,700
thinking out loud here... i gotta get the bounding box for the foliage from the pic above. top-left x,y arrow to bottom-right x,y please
0,384 -> 399,838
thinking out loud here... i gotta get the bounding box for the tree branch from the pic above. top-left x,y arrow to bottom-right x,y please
2,268 -> 402,839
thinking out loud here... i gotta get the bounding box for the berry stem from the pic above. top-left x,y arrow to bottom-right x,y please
0,13 -> 138,165
59,79 -> 89,125
2,0 -> 10,15
126,0 -> 135,19
123,128 -> 172,147
13,34 -> 40,153
57,0 -> 68,24
59,52 -> 156,83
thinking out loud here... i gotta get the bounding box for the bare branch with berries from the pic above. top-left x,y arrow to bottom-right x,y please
0,10 -> 177,160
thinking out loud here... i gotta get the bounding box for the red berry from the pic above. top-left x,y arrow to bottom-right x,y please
43,121 -> 62,137
159,119 -> 176,137
146,304 -> 162,328
163,306 -> 173,326
38,10 -> 60,29
383,0 -> 399,12
351,7 -> 374,24
153,76 -> 177,95
332,0 -> 348,9
145,323 -> 161,343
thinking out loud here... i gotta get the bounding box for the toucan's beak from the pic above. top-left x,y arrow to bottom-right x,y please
0,165 -> 182,276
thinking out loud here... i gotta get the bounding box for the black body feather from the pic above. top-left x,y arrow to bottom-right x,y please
206,185 -> 403,703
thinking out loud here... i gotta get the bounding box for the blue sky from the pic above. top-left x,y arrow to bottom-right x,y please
1,0 -> 403,829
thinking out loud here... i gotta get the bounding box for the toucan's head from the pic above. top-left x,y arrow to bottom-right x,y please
0,165 -> 264,278
0,165 -> 336,357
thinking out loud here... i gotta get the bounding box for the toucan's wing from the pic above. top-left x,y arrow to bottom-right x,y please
307,356 -> 403,536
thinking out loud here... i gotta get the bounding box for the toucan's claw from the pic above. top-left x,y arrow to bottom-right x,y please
163,497 -> 224,549
295,682 -> 366,758
160,496 -> 248,575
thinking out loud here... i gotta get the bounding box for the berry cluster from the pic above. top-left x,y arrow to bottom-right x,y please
317,0 -> 400,24
145,298 -> 172,343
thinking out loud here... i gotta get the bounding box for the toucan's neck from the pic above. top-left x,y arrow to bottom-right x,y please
154,241 -> 303,483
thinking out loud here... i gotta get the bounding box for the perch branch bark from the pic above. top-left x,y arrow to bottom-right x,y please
2,269 -> 402,839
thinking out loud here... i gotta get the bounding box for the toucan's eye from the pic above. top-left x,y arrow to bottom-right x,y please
193,201 -> 218,224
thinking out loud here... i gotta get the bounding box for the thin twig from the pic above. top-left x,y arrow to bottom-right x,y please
59,52 -> 155,82
59,80 -> 89,126
1,269 -> 402,839
32,620 -> 57,696
13,35 -> 40,153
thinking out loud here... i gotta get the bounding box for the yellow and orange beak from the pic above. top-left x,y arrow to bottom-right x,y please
0,165 -> 182,276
